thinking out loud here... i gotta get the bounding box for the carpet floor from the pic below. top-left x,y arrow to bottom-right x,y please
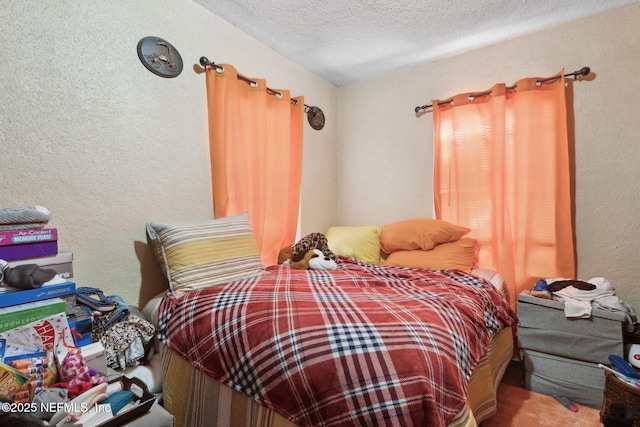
481,382 -> 604,426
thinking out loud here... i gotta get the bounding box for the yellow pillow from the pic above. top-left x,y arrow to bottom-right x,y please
382,238 -> 477,273
380,218 -> 470,253
325,226 -> 382,264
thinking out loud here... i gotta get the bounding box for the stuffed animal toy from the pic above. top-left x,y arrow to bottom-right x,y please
290,233 -> 335,263
59,349 -> 107,389
308,249 -> 338,271
289,249 -> 316,270
278,245 -> 293,264
290,249 -> 338,271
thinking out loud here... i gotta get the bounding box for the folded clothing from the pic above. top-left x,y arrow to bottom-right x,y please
0,205 -> 51,230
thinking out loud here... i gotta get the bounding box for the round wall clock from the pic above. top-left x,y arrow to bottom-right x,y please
137,37 -> 183,78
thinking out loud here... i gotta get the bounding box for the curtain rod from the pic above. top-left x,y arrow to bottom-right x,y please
414,67 -> 591,113
199,56 -> 313,112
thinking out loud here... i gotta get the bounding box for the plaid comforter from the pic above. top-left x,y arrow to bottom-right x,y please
158,257 -> 517,427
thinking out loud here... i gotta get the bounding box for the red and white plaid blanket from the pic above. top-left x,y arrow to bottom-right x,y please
158,257 -> 517,427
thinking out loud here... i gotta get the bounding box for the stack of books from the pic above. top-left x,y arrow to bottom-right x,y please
1,227 -> 74,279
0,296 -> 76,402
0,226 -> 102,404
1,227 -> 74,312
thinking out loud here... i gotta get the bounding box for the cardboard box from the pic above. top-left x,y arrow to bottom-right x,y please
0,241 -> 58,261
517,290 -> 625,364
67,312 -> 92,347
60,294 -> 76,316
8,252 -> 74,279
0,312 -> 75,360
0,361 -> 28,402
0,298 -> 67,333
0,228 -> 58,261
0,280 -> 76,309
0,228 -> 57,246
83,342 -> 107,375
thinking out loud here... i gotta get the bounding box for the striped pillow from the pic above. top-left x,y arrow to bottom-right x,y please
146,212 -> 263,294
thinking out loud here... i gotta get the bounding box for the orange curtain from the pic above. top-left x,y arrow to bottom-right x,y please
433,70 -> 575,310
205,65 -> 304,264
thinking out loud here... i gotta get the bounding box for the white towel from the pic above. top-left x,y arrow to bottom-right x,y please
562,299 -> 592,318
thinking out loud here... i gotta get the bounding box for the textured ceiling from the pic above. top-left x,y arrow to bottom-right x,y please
196,0 -> 637,87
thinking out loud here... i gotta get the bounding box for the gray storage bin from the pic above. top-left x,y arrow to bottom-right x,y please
517,290 -> 625,364
523,349 -> 605,409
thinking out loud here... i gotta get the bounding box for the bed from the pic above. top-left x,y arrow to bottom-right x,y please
144,215 -> 518,427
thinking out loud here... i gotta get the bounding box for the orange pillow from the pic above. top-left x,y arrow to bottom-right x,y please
380,218 -> 470,253
382,238 -> 477,273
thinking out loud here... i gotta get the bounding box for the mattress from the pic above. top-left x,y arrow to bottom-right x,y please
159,327 -> 513,427
144,264 -> 515,427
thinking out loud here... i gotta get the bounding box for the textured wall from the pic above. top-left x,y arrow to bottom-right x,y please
337,3 -> 640,310
1,0 -> 338,307
3,1 -> 638,313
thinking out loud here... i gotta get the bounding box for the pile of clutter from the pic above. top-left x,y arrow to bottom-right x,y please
0,205 -> 157,425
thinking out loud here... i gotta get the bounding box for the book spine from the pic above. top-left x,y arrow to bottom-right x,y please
0,229 -> 58,246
